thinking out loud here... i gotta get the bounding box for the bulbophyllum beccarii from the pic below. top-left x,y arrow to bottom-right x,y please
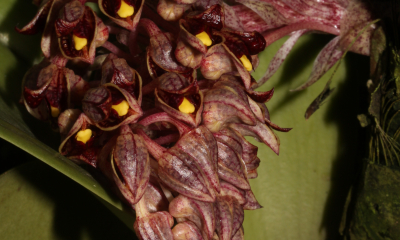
17,1 -> 297,240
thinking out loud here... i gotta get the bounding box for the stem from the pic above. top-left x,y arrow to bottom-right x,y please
107,25 -> 130,36
102,41 -> 141,65
139,18 -> 162,37
50,54 -> 68,68
138,112 -> 192,135
142,79 -> 158,95
263,21 -> 340,47
153,133 -> 180,145
135,128 -> 166,160
134,194 -> 149,217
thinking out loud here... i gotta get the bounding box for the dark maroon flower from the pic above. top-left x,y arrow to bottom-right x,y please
174,4 -> 224,68
82,84 -> 142,130
58,110 -> 106,167
99,0 -> 144,31
101,54 -> 143,100
55,0 -> 109,63
200,29 -> 265,89
155,71 -> 203,127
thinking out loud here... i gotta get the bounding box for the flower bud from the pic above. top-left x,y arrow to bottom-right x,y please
170,195 -> 215,240
111,125 -> 150,205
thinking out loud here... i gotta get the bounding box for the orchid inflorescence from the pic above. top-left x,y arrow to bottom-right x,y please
17,0 -> 373,239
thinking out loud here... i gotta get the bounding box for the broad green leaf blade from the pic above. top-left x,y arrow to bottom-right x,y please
0,160 -> 137,240
0,43 -> 126,212
244,35 -> 368,240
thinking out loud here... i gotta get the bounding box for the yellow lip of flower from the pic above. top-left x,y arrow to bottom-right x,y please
117,0 -> 135,18
75,129 -> 92,144
178,97 -> 195,114
50,105 -> 60,118
111,100 -> 130,116
240,55 -> 253,72
72,34 -> 87,51
195,31 -> 212,47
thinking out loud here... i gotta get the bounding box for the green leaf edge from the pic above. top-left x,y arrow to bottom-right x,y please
0,117 -> 125,211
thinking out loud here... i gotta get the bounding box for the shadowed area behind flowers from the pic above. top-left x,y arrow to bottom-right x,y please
320,52 -> 369,240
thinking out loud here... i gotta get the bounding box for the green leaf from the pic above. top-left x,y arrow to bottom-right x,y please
0,2 -> 369,240
0,160 -> 137,239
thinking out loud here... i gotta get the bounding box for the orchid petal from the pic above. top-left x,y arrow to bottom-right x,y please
255,29 -> 307,87
230,120 -> 280,155
338,0 -> 373,55
235,0 -> 288,31
214,196 -> 244,240
292,36 -> 343,91
202,78 -> 257,133
222,3 -> 244,31
15,0 -> 53,35
157,126 -> 219,202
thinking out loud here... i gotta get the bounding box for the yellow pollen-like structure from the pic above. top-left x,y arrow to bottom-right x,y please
50,106 -> 60,118
117,0 -> 134,18
76,129 -> 92,144
195,31 -> 212,46
178,97 -> 195,114
73,34 -> 87,51
112,100 -> 130,116
240,55 -> 253,72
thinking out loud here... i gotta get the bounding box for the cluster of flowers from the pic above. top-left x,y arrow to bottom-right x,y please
18,0 -> 292,239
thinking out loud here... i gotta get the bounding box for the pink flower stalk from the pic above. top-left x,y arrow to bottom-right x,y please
232,0 -> 375,89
